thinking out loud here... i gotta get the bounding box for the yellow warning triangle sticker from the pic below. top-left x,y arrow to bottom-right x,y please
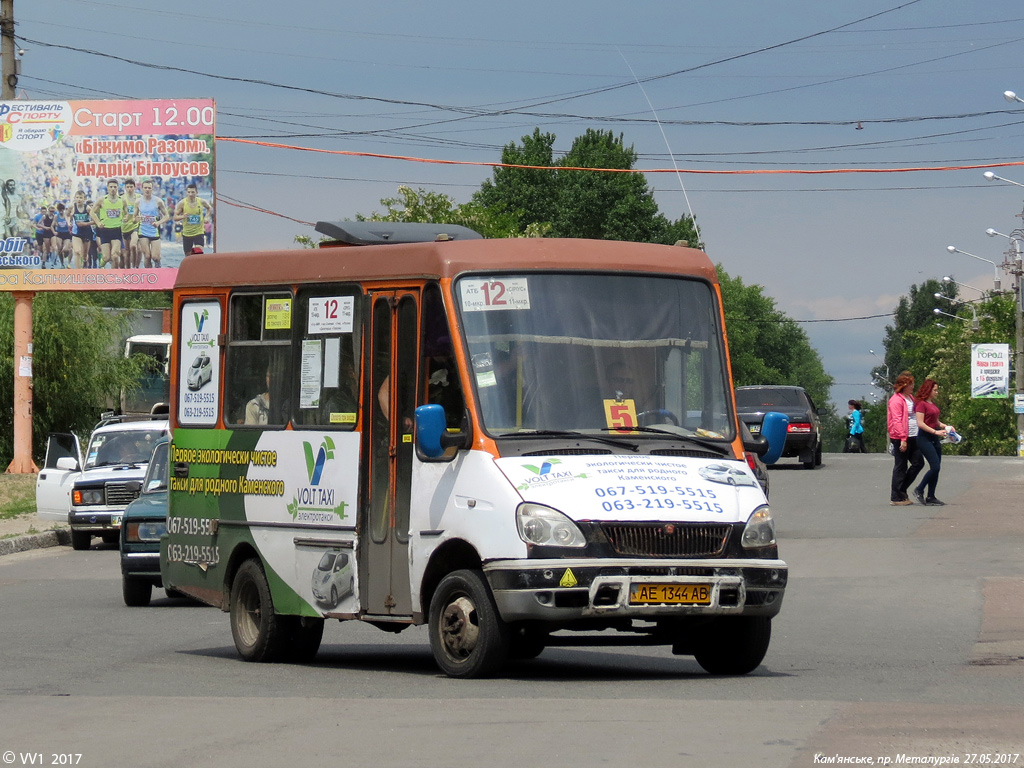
559,568 -> 578,588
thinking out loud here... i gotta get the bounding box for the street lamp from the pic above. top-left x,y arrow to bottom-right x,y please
933,307 -> 978,330
984,171 -> 1024,188
1004,90 -> 1024,104
985,227 -> 1024,270
945,245 -> 1001,291
934,294 -> 981,330
942,275 -> 985,295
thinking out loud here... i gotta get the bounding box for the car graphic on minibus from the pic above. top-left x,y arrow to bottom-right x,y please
311,549 -> 353,608
186,353 -> 212,390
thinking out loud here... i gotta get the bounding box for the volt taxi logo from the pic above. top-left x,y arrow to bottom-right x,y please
287,437 -> 348,522
516,458 -> 587,491
523,459 -> 561,476
187,309 -> 212,349
304,437 -> 335,486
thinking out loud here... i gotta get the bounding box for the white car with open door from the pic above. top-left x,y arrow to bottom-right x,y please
36,416 -> 170,550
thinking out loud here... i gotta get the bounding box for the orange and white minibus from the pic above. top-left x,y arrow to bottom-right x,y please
161,222 -> 788,678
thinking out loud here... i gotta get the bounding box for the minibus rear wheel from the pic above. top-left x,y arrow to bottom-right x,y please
230,559 -> 287,662
429,569 -> 509,678
692,616 -> 771,675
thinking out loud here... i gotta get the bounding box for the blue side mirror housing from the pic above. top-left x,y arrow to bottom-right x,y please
760,411 -> 789,465
415,404 -> 448,458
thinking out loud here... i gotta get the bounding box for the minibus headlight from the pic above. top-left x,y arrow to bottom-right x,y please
516,503 -> 586,548
741,505 -> 776,548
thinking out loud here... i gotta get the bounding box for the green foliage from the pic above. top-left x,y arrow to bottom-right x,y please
474,128 -> 559,230
357,185 -> 549,239
820,409 -> 850,453
473,128 -> 701,247
717,266 -> 833,409
0,293 -> 149,465
875,279 -> 955,386
858,400 -> 890,453
917,293 -> 1017,455
0,492 -> 35,520
877,283 -> 1018,455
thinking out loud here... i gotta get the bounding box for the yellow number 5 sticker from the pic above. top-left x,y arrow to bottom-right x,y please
603,398 -> 638,432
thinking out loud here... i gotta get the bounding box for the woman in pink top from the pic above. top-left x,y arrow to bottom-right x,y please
911,379 -> 953,506
886,371 -> 924,505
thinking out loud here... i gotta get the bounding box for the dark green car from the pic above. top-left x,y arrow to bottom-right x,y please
119,439 -> 169,606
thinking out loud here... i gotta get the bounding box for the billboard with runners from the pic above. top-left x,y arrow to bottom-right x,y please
0,98 -> 215,292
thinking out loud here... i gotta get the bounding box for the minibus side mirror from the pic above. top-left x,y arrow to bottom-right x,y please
415,404 -> 469,459
759,411 -> 790,465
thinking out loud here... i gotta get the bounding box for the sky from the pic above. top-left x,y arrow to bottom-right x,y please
12,0 -> 1024,411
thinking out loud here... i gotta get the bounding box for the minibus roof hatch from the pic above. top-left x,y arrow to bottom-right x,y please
315,220 -> 483,246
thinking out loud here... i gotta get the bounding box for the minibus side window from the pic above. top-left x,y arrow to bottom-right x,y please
293,287 -> 362,429
225,292 -> 292,426
422,284 -> 465,430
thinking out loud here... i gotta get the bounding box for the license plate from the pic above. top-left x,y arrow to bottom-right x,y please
110,515 -> 122,527
749,424 -> 761,434
629,583 -> 712,605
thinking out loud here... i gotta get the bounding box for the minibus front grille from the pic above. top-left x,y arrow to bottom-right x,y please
600,523 -> 731,558
105,482 -> 142,506
650,449 -> 723,460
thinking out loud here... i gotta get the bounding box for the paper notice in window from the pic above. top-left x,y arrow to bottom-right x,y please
300,340 -> 322,409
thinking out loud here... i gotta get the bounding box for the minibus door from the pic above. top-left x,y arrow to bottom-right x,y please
363,291 -> 416,617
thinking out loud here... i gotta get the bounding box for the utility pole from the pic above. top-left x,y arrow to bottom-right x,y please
1,0 -> 35,473
1,0 -> 15,99
1010,220 -> 1024,458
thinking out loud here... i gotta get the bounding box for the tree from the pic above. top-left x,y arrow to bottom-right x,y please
0,293 -> 153,465
473,128 -> 701,247
717,266 -> 833,409
914,292 -> 1017,455
875,279 -> 955,387
875,280 -> 1017,455
356,185 -> 548,239
474,128 -> 558,231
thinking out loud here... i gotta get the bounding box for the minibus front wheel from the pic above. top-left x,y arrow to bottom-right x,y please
691,616 -> 772,675
429,569 -> 510,678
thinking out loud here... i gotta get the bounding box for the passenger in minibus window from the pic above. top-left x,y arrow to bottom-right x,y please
244,369 -> 271,425
606,361 -> 637,401
424,337 -> 464,427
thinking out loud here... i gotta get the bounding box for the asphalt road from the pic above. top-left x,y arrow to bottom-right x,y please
1,453 -> 1022,768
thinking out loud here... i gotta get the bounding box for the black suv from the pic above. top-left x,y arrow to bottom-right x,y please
735,385 -> 823,469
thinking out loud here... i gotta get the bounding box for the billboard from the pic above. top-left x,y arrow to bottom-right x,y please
970,343 -> 1010,398
0,99 -> 215,292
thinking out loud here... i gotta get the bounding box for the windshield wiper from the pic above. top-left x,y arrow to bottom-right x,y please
497,429 -> 639,452
599,426 -> 731,456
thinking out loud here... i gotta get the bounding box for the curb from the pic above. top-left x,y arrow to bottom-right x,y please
0,529 -> 72,557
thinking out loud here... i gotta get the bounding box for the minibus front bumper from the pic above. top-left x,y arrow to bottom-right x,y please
483,558 -> 787,621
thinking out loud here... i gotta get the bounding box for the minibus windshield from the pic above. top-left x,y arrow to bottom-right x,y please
456,273 -> 734,439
